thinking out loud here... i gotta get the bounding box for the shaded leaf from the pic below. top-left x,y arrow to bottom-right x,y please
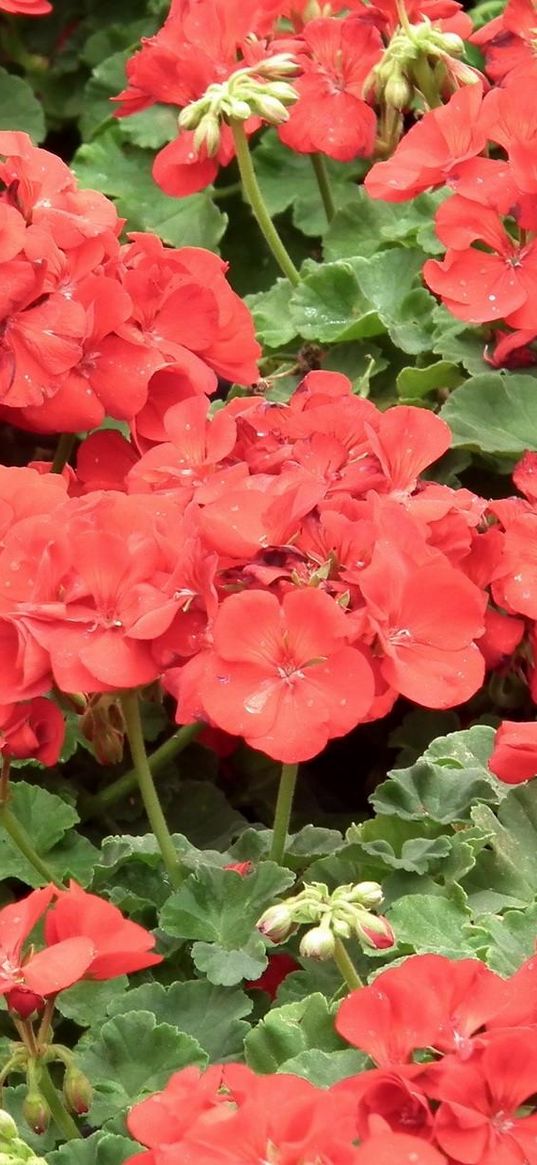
106,980 -> 252,1061
244,993 -> 346,1073
440,372 -> 537,455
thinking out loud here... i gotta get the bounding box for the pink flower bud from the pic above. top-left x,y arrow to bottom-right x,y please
354,912 -> 396,950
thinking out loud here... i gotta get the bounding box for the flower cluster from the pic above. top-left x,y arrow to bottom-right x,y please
0,881 -> 161,1020
114,0 -> 477,196
125,951 -> 537,1165
366,71 -> 537,364
0,367 -> 494,764
0,133 -> 259,435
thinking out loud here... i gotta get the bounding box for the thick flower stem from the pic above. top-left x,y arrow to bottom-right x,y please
38,1064 -> 82,1140
79,723 -> 201,821
269,762 -> 298,865
120,691 -> 184,888
310,154 -> 336,223
51,433 -> 76,475
0,804 -> 62,888
230,120 -> 301,286
333,937 -> 363,992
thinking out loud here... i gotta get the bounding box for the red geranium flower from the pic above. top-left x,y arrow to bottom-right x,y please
489,720 -> 537,783
168,588 -> 375,762
44,881 -> 163,979
278,17 -> 382,161
0,696 -> 64,766
0,886 -> 95,1018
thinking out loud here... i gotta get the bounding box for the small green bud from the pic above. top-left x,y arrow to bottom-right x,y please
384,73 -> 412,109
348,882 -> 384,910
63,1065 -> 93,1116
249,93 -> 291,125
254,53 -> 299,79
353,911 -> 396,951
193,113 -> 221,156
22,1094 -> 49,1137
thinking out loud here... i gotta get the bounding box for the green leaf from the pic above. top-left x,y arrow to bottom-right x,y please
77,1012 -> 207,1125
371,726 -> 504,825
324,189 -> 445,261
387,891 -> 485,958
462,782 -> 537,913
0,68 -> 45,141
73,128 -> 226,250
397,360 -> 462,401
289,261 -> 380,343
254,131 -> 363,237
246,280 -> 297,349
348,816 -> 453,875
481,901 -> 537,975
352,249 -> 424,318
106,980 -> 252,1061
440,372 -> 537,455
432,307 -> 490,375
56,979 -> 129,1028
160,863 -> 295,986
0,782 -> 98,887
278,1048 -> 369,1086
48,1132 -> 137,1165
244,993 -> 346,1073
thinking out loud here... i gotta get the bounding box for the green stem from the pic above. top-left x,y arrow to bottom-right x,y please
38,1064 -> 81,1141
120,691 -> 184,888
269,762 -> 298,865
230,119 -> 300,286
51,433 -> 76,475
333,937 -> 363,992
79,723 -> 201,820
412,58 -> 442,110
0,805 -> 62,887
310,154 -> 336,223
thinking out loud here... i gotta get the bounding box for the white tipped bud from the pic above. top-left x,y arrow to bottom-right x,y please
299,924 -> 336,960
0,1114 -> 17,1144
255,53 -> 300,79
257,903 -> 295,942
249,93 -> 291,125
193,114 -> 221,156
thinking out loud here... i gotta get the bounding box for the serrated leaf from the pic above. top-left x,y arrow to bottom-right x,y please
462,783 -> 537,913
77,1012 -> 207,1125
371,726 -> 504,824
387,891 -> 485,958
246,280 -> 297,349
159,863 -> 295,987
106,980 -> 252,1061
481,901 -> 537,975
244,993 -> 346,1073
48,1132 -> 137,1165
352,249 -> 424,318
0,68 -> 45,141
73,128 -> 226,250
0,782 -> 98,887
440,372 -> 537,455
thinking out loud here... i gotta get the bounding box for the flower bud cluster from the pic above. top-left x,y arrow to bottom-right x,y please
257,881 -> 395,960
368,16 -> 474,112
0,1110 -> 46,1165
178,55 -> 299,156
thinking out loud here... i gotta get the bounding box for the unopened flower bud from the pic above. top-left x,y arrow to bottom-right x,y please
349,882 -> 384,910
353,911 -> 396,951
22,1093 -> 50,1137
6,987 -> 44,1020
384,73 -> 412,109
299,924 -> 336,961
193,113 -> 221,156
255,53 -> 300,79
249,93 -> 291,125
257,903 -> 295,942
438,31 -> 464,54
178,100 -> 205,130
63,1065 -> 93,1116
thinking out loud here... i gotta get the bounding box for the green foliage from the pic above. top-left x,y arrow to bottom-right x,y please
0,70 -> 45,140
159,864 -> 295,985
77,1012 -> 207,1125
0,783 -> 98,886
244,993 -> 348,1073
440,372 -> 537,455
